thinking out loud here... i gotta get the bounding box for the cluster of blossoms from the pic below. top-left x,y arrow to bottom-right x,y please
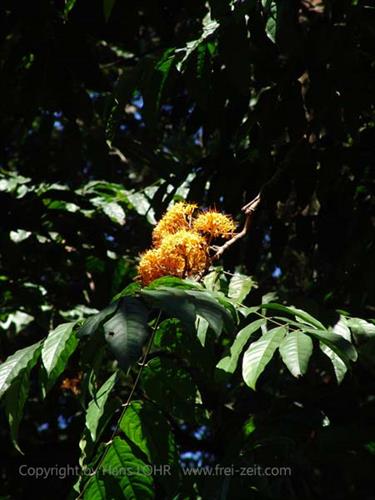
137,202 -> 236,285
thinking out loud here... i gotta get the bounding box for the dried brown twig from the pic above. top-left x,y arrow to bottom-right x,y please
211,193 -> 261,260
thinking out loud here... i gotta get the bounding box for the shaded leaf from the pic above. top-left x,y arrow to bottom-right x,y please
103,297 -> 149,370
83,438 -> 154,499
306,329 -> 358,365
141,288 -> 196,333
103,0 -> 116,22
142,49 -> 176,126
78,302 -> 119,338
141,287 -> 233,336
141,357 -> 196,422
4,370 -> 31,453
64,0 -> 77,17
119,400 -> 179,495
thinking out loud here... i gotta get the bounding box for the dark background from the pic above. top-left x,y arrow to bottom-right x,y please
0,1 -> 374,498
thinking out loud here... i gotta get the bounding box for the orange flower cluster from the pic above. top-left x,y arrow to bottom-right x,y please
61,375 -> 81,396
152,202 -> 197,246
138,202 -> 236,285
193,211 -> 236,238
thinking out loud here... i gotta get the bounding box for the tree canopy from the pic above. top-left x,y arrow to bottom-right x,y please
1,1 -> 375,499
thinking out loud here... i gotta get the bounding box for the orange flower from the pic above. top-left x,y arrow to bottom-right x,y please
138,230 -> 208,285
193,210 -> 236,239
137,248 -> 165,285
152,202 -> 197,246
159,230 -> 208,274
137,202 -> 236,286
61,375 -> 81,396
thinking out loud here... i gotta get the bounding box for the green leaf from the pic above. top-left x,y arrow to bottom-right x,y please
321,316 -> 351,383
185,289 -> 233,335
142,49 -> 176,126
141,288 -> 196,333
279,331 -> 313,377
242,326 -> 286,390
64,0 -> 77,17
85,401 -> 180,498
112,282 -> 142,302
141,287 -> 233,336
102,202 -> 126,225
196,315 -> 209,346
126,186 -> 158,224
86,372 -> 118,442
83,475 -> 107,500
103,0 -> 116,22
262,0 -> 277,42
104,66 -> 141,144
41,322 -> 78,394
228,273 -> 256,304
216,318 -> 266,374
203,267 -> 226,293
4,370 -> 31,453
77,301 -> 119,338
79,397 -> 120,469
347,318 -> 375,338
0,341 -> 42,399
103,297 -> 149,370
141,358 -> 196,422
145,276 -> 201,290
84,437 -> 154,499
0,310 -> 34,334
261,303 -> 325,330
10,229 -> 31,243
1,342 -> 42,452
306,329 -> 358,365
119,401 -> 180,493
320,344 -> 347,384
176,10 -> 219,71
332,316 -> 351,340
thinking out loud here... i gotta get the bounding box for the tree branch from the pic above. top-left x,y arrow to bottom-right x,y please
211,193 -> 261,260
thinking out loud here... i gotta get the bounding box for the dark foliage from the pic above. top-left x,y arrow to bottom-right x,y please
0,1 -> 374,499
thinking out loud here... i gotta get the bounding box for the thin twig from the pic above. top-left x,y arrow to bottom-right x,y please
77,311 -> 162,499
254,310 -> 300,333
241,193 -> 261,214
211,193 -> 261,260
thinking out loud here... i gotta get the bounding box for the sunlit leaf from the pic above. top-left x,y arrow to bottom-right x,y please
228,273 -> 256,303
347,318 -> 375,338
0,342 -> 42,399
279,330 -> 313,377
217,318 -> 266,374
86,372 -> 118,442
261,303 -> 325,330
242,326 -> 286,390
41,322 -> 78,394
